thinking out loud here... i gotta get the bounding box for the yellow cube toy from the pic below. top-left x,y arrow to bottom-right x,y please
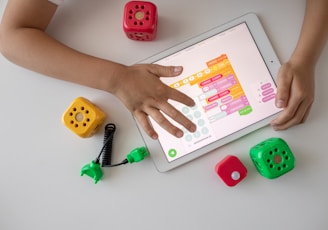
62,97 -> 106,138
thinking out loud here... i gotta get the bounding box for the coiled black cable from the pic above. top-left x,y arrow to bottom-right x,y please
101,123 -> 116,166
95,123 -> 128,167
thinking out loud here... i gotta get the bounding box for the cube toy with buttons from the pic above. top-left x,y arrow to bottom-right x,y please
249,137 -> 295,179
123,1 -> 158,41
62,97 -> 106,138
215,155 -> 248,187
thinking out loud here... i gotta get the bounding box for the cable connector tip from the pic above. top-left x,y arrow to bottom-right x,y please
126,146 -> 149,163
80,160 -> 104,184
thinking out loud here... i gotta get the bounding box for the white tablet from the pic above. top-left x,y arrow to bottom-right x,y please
137,13 -> 282,172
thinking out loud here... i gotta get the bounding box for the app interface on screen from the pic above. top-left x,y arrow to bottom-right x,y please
152,22 -> 280,162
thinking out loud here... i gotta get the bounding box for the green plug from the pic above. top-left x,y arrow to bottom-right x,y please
80,160 -> 104,184
126,146 -> 149,163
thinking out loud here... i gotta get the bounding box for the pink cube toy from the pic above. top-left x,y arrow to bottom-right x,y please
123,1 -> 158,41
215,155 -> 247,187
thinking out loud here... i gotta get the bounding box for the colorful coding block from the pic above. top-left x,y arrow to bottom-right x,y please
250,137 -> 295,179
170,54 -> 253,122
215,155 -> 247,187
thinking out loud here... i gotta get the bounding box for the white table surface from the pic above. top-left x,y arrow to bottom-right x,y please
1,0 -> 328,229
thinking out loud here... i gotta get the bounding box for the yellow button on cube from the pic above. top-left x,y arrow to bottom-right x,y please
62,97 -> 106,138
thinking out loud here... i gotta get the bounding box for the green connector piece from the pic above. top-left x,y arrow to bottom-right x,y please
80,160 -> 104,184
126,146 -> 149,163
250,137 -> 295,179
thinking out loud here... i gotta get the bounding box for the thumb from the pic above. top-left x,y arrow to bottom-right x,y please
275,64 -> 292,108
149,64 -> 183,77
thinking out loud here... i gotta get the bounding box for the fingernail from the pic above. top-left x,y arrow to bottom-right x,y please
276,99 -> 285,108
173,66 -> 183,74
271,122 -> 280,131
176,130 -> 183,138
189,124 -> 196,133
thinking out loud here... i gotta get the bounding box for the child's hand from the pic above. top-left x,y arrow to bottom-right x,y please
271,59 -> 315,130
112,64 -> 197,140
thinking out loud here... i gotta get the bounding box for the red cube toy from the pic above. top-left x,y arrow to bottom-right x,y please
123,1 -> 158,41
215,155 -> 247,187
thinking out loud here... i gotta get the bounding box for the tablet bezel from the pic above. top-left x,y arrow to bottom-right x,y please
137,13 -> 281,172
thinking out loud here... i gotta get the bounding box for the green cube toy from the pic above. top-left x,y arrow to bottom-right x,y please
250,138 -> 295,179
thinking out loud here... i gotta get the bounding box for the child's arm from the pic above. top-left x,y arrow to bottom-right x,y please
272,0 -> 328,130
0,0 -> 196,139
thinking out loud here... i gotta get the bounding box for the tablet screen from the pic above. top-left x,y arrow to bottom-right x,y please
149,22 -> 281,163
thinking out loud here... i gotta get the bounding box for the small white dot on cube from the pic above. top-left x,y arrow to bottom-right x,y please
75,112 -> 84,122
231,171 -> 240,180
135,11 -> 144,20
